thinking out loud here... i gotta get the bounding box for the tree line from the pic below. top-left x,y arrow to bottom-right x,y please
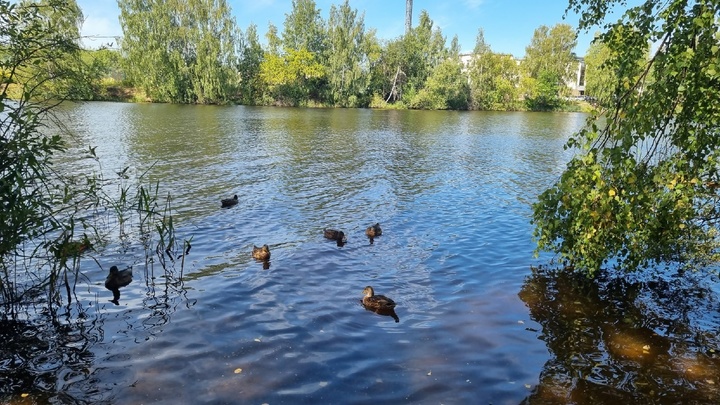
59,0 -> 619,110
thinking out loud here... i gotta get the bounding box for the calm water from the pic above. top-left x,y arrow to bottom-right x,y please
3,103 -> 719,404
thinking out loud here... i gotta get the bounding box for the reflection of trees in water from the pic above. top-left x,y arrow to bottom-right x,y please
519,266 -> 720,404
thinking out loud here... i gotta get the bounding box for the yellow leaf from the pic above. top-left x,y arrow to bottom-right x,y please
21,394 -> 29,398
234,368 -> 243,374
608,189 -> 616,197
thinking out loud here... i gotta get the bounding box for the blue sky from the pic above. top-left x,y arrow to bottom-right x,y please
77,0 -> 605,58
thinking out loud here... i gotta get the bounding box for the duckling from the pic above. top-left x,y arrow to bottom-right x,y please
361,286 -> 396,310
221,194 -> 239,208
365,223 -> 382,238
252,244 -> 271,261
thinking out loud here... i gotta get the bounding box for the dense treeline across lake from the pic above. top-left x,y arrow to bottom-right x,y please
32,0 -> 606,111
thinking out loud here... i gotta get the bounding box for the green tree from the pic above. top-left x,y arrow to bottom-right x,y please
327,0 -> 368,107
1,0 -> 187,315
80,48 -> 125,99
522,23 -> 577,110
260,0 -> 328,104
583,33 -> 615,104
404,10 -> 447,93
259,48 -> 325,105
265,23 -> 282,56
410,57 -> 469,110
374,10 -> 447,105
282,0 -> 327,58
237,24 -> 265,105
13,0 -> 92,99
525,70 -> 563,110
584,27 -> 649,107
469,29 -> 521,110
1,0 -> 80,263
118,0 -> 240,103
533,0 -> 720,275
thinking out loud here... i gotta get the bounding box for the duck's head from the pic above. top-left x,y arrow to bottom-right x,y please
109,265 -> 119,274
362,286 -> 375,297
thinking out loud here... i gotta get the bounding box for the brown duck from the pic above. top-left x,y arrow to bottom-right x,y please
365,223 -> 382,241
361,286 -> 397,310
252,244 -> 271,261
324,229 -> 347,246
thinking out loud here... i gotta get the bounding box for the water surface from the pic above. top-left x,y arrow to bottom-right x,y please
4,104 -> 719,404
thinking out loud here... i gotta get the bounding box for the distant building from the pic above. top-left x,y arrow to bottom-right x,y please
569,58 -> 586,96
458,53 -> 586,96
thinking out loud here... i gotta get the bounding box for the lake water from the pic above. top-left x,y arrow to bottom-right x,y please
3,103 -> 719,404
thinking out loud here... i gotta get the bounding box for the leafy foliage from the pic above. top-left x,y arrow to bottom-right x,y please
410,58 -> 469,110
1,0 -> 84,262
326,0 -> 370,107
468,29 -> 521,111
1,0 -> 187,315
522,23 -> 578,110
237,24 -> 265,105
533,0 -> 720,275
259,48 -> 326,105
118,0 -> 240,103
584,27 -> 649,106
282,0 -> 328,60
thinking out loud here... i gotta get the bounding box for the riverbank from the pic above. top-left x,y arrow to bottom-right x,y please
91,82 -> 597,112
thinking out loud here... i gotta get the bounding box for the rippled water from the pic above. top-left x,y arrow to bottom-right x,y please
4,103 -> 719,404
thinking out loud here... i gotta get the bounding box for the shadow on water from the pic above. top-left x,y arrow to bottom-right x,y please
0,317 -> 96,404
519,265 -> 720,404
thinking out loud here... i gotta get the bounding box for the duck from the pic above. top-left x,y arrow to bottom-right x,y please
105,265 -> 133,305
324,228 -> 347,246
365,223 -> 382,238
221,194 -> 239,208
252,244 -> 271,261
361,286 -> 397,310
105,265 -> 133,291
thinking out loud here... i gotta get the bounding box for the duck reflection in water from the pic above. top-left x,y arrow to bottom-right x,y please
361,286 -> 399,323
105,265 -> 133,305
324,229 -> 347,247
365,223 -> 382,244
252,244 -> 271,269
